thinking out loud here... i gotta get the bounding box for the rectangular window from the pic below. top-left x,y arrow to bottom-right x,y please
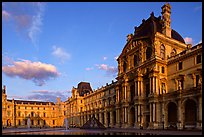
7,111 -> 10,116
18,111 -> 21,117
161,66 -> 165,73
197,55 -> 201,64
53,120 -> 55,125
18,120 -> 21,126
196,75 -> 200,87
178,62 -> 183,70
44,113 -> 46,117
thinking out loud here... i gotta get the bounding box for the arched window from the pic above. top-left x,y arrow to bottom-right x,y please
160,45 -> 165,59
146,47 -> 152,60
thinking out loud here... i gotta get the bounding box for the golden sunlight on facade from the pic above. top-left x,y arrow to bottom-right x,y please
2,3 -> 202,130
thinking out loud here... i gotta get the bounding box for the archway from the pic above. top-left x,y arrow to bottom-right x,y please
184,99 -> 197,127
7,119 -> 11,126
167,102 -> 177,128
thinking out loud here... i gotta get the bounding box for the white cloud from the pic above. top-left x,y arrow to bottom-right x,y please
114,56 -> 118,60
2,59 -> 60,86
103,56 -> 107,60
2,2 -> 46,47
28,2 -> 45,46
52,46 -> 71,63
95,64 -> 117,77
184,37 -> 193,44
85,67 -> 94,71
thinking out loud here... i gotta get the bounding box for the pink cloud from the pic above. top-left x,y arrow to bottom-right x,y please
2,10 -> 10,20
184,37 -> 193,44
2,59 -> 60,86
85,67 -> 94,71
95,64 -> 117,76
2,2 -> 46,45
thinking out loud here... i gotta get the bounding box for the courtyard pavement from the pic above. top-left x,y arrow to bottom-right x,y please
2,127 -> 202,135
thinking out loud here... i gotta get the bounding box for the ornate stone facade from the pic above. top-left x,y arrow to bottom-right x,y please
2,86 -> 66,128
2,3 -> 202,130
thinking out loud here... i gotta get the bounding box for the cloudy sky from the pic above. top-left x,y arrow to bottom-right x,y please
2,2 -> 202,103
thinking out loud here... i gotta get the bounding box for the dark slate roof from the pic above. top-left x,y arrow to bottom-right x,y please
133,12 -> 185,44
7,99 -> 55,105
77,82 -> 93,96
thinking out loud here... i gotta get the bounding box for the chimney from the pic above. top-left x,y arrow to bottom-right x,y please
2,85 -> 6,94
161,3 -> 171,38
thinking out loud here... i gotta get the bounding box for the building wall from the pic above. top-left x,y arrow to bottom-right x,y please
2,3 -> 202,130
2,90 -> 66,128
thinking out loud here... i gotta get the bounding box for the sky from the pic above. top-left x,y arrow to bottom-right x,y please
2,2 -> 202,103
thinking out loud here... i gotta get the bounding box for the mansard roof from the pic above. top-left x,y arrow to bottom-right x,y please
77,82 -> 93,96
133,12 -> 185,44
7,99 -> 55,105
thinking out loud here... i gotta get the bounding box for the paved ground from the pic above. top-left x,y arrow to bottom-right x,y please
2,127 -> 202,135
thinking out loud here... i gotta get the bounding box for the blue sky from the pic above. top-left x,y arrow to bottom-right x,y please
2,2 -> 202,103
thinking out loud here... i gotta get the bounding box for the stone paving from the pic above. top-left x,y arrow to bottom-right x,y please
2,127 -> 202,135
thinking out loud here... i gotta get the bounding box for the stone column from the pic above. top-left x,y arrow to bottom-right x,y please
134,105 -> 137,128
124,85 -> 127,100
153,103 -> 155,122
110,110 -> 113,128
99,112 -> 102,124
138,81 -> 140,96
150,77 -> 152,94
116,108 -> 120,127
156,103 -> 160,128
153,77 -> 155,94
177,100 -> 182,129
104,111 -> 108,127
140,105 -> 144,128
150,103 -> 152,123
124,107 -> 127,123
197,97 -> 202,129
155,77 -> 158,94
141,79 -> 143,96
135,80 -> 138,96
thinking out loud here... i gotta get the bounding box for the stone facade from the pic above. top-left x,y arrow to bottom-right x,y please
2,3 -> 202,130
2,86 -> 66,128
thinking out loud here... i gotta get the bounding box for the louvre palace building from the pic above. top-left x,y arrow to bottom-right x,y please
2,3 -> 202,130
